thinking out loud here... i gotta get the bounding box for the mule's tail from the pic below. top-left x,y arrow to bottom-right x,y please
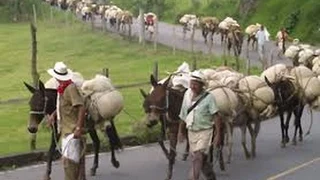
106,119 -> 123,150
305,107 -> 313,136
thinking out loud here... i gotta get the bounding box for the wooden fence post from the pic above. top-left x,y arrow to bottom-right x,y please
223,41 -> 227,66
191,26 -> 195,53
153,61 -> 158,81
50,7 -> 53,22
30,22 -> 39,151
246,45 -> 250,75
91,16 -> 94,31
153,21 -> 158,51
30,23 -> 39,87
103,68 -> 109,77
32,4 -> 37,26
172,26 -> 176,55
192,57 -> 197,71
139,7 -> 145,45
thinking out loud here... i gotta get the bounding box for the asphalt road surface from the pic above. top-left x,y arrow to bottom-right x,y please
1,108 -> 320,180
92,16 -> 298,69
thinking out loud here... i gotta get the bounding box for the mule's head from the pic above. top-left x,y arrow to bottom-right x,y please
24,81 -> 47,133
265,76 -> 294,106
141,75 -> 171,128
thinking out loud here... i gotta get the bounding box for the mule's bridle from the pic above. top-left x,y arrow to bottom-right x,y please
29,96 -> 49,115
149,89 -> 170,114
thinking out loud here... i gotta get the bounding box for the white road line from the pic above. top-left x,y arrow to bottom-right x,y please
267,157 -> 320,180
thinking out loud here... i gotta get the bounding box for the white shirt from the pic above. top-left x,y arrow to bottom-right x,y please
255,30 -> 267,45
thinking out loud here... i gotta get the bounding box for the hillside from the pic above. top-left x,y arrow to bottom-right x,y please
113,0 -> 320,44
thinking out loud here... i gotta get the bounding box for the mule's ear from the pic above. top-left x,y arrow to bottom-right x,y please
140,88 -> 147,99
38,80 -> 45,92
150,74 -> 157,87
24,82 -> 36,94
163,75 -> 172,88
264,76 -> 271,86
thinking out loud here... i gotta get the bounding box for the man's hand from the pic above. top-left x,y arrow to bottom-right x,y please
73,127 -> 83,139
46,114 -> 56,127
178,121 -> 187,143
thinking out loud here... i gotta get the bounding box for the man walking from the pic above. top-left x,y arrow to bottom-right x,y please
178,70 -> 222,180
255,25 -> 268,68
47,62 -> 86,180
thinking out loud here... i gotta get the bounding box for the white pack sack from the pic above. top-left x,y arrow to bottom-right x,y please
61,133 -> 81,163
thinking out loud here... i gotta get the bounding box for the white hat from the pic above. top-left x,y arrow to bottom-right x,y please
47,62 -> 73,81
190,70 -> 206,84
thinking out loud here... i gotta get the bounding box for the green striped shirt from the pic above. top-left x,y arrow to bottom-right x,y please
179,89 -> 219,131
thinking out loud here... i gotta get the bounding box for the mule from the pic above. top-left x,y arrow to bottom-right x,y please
264,77 -> 305,147
140,75 -> 189,180
202,24 -> 218,44
200,18 -> 219,44
24,80 -> 122,180
247,34 -> 257,51
227,29 -> 244,57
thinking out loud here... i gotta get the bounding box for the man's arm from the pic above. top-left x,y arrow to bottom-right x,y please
178,120 -> 187,143
213,113 -> 222,147
47,110 -> 57,127
74,105 -> 86,138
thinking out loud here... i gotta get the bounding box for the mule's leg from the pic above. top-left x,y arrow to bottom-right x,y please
225,121 -> 233,163
284,111 -> 292,143
165,123 -> 179,180
247,36 -> 250,50
202,29 -> 208,44
44,126 -> 60,180
292,104 -> 304,144
105,122 -> 120,168
247,122 -> 259,158
298,105 -> 305,142
88,128 -> 100,176
240,125 -> 251,159
279,112 -> 286,148
182,130 -> 189,161
183,26 -> 187,40
158,116 -> 169,159
218,124 -> 226,171
210,30 -> 214,43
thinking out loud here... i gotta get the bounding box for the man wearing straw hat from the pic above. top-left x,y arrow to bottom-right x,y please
178,70 -> 222,180
47,62 -> 86,180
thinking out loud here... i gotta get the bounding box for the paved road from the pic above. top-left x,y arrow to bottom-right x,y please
93,16 -> 295,69
1,108 -> 320,180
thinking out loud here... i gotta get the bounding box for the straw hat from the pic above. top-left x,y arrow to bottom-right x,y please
47,62 -> 73,81
190,70 -> 206,84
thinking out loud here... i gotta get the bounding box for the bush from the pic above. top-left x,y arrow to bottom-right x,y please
283,10 -> 300,34
132,120 -> 161,144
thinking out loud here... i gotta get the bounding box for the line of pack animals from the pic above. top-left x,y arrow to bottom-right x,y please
24,53 -> 320,180
47,0 -> 274,56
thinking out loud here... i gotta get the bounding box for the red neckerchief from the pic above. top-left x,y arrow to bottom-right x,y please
57,80 -> 73,95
